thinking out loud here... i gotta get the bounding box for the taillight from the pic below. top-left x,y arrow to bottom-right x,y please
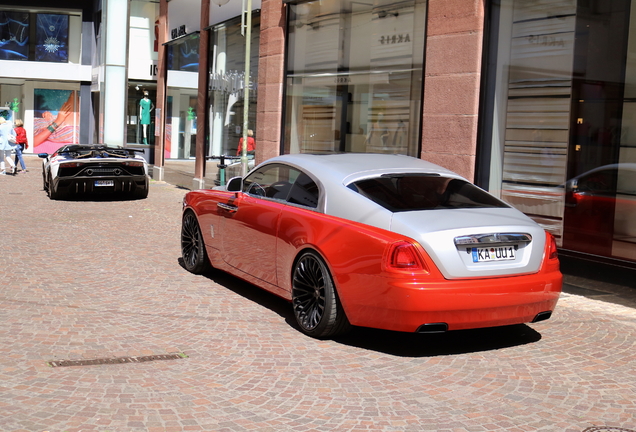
386,241 -> 428,272
60,162 -> 80,168
547,233 -> 558,260
125,161 -> 144,167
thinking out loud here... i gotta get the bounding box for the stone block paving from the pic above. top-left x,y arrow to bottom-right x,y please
1,156 -> 635,432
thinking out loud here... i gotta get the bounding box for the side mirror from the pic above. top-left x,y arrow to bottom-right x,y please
38,153 -> 49,158
226,176 -> 243,192
565,179 -> 578,193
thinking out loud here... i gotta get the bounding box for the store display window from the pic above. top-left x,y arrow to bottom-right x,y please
284,0 -> 426,156
481,0 -> 636,263
207,14 -> 260,158
0,9 -> 77,62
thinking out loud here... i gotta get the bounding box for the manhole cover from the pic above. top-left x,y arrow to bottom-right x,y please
48,352 -> 187,367
583,428 -> 636,432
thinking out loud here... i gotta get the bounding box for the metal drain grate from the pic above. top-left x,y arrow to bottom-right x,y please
583,428 -> 636,432
48,353 -> 187,367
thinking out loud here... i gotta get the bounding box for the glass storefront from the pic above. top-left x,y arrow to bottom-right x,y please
482,0 -> 636,263
127,82 -> 157,146
207,14 -> 260,158
284,0 -> 426,156
165,33 -> 200,159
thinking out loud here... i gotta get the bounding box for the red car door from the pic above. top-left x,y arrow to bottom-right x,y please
219,163 -> 299,286
220,193 -> 283,286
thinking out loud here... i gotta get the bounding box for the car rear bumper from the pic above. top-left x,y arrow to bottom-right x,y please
337,270 -> 562,333
53,175 -> 149,195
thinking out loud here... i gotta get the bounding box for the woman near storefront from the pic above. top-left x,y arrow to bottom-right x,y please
0,117 -> 17,175
13,119 -> 28,173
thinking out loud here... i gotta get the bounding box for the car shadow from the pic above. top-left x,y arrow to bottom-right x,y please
181,258 -> 543,357
50,194 -> 147,202
332,324 -> 542,357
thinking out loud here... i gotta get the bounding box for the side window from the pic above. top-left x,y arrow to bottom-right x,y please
242,164 -> 297,200
287,172 -> 319,208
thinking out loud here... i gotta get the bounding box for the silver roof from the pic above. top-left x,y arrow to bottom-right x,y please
264,153 -> 461,185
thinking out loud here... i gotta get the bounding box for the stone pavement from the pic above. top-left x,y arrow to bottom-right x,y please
1,156 -> 635,432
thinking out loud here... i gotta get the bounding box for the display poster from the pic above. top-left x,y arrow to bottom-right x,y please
0,11 -> 29,60
35,13 -> 69,62
33,89 -> 79,154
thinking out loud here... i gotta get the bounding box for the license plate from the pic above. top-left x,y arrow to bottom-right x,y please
471,246 -> 516,263
95,180 -> 114,187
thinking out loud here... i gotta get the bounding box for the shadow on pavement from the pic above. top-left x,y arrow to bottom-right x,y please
560,255 -> 636,309
186,260 -> 544,357
333,324 -> 542,357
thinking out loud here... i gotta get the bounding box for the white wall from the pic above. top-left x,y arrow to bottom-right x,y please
129,0 -> 160,80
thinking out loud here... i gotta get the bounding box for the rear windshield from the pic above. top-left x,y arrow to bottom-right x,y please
348,174 -> 509,212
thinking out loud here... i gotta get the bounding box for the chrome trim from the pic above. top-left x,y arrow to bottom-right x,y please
217,202 -> 238,213
453,233 -> 532,246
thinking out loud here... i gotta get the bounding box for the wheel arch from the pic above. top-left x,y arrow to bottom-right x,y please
289,246 -> 351,315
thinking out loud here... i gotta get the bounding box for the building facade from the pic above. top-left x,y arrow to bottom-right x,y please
156,0 -> 635,266
1,0 -> 634,267
0,0 -> 160,154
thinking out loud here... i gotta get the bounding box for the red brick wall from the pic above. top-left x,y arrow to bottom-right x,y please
421,0 -> 485,181
256,0 -> 286,165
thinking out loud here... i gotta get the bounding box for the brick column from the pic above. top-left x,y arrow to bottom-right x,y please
421,0 -> 485,181
256,0 -> 286,164
153,0 -> 168,181
194,0 -> 211,188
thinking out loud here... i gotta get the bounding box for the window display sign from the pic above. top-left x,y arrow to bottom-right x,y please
35,14 -> 69,62
0,11 -> 29,60
33,89 -> 79,154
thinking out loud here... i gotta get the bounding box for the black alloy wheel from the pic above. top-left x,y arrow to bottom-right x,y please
292,251 -> 350,338
181,210 -> 211,274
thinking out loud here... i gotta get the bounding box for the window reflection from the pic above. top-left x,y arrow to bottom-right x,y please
484,0 -> 636,263
284,0 -> 426,157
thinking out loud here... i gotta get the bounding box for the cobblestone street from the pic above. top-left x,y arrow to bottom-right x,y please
1,156 -> 635,432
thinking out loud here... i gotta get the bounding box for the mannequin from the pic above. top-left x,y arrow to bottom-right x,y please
139,91 -> 154,144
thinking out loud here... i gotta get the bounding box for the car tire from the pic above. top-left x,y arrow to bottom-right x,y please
42,169 -> 48,193
181,210 -> 211,274
47,173 -> 62,200
132,186 -> 149,200
292,251 -> 351,339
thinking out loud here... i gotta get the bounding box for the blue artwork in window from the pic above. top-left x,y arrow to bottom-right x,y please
0,11 -> 29,60
35,13 -> 69,62
178,38 -> 199,72
167,37 -> 199,72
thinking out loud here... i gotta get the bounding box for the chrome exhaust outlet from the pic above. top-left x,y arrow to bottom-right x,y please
416,323 -> 448,334
531,311 -> 552,323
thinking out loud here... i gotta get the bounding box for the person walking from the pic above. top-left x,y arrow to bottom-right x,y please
236,129 -> 256,155
0,117 -> 17,176
13,119 -> 28,174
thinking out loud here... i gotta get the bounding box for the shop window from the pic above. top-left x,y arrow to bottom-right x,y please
167,33 -> 199,72
0,11 -> 29,60
127,84 -> 156,146
207,14 -> 260,158
481,0 -> 636,263
284,0 -> 426,157
0,10 -> 76,63
35,14 -> 69,62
